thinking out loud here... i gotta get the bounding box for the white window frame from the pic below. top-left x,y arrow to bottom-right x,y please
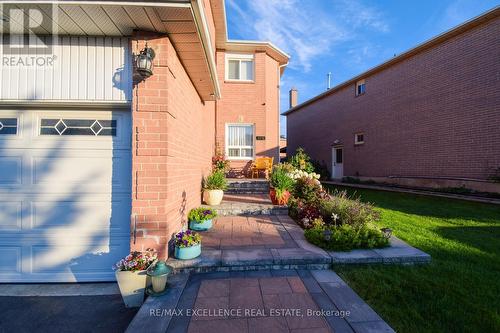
225,53 -> 255,82
225,123 -> 255,160
355,79 -> 366,96
354,132 -> 365,145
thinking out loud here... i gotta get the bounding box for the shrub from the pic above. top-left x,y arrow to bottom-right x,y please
203,170 -> 227,190
270,164 -> 295,201
188,207 -> 217,222
319,191 -> 380,228
289,147 -> 315,173
311,159 -> 330,180
293,176 -> 323,204
212,151 -> 230,173
304,224 -> 389,251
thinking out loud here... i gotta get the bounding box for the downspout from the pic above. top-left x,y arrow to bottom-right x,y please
277,62 -> 288,162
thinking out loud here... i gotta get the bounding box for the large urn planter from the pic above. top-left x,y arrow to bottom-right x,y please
115,269 -> 150,308
269,188 -> 291,206
202,170 -> 227,206
203,189 -> 224,206
113,250 -> 157,308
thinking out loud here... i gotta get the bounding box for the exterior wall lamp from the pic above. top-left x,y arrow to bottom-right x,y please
136,45 -> 156,77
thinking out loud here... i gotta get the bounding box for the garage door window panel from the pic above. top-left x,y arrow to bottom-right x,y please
0,118 -> 18,135
40,119 -> 117,136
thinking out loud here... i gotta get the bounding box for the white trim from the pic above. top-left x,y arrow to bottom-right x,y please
0,1 -> 191,8
225,123 -> 255,160
225,53 -> 255,82
226,39 -> 291,59
190,0 -> 221,99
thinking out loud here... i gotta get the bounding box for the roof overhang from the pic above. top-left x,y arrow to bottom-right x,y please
0,0 -> 220,100
224,40 -> 290,67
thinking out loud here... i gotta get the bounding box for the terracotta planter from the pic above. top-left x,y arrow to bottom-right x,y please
115,269 -> 151,308
269,188 -> 291,206
203,189 -> 224,205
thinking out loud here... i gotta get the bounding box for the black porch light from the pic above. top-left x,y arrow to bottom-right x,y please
136,44 -> 156,77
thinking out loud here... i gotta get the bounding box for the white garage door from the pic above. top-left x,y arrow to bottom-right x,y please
0,109 -> 131,282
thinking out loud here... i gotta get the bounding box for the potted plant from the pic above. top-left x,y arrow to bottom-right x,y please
174,230 -> 202,260
113,249 -> 157,308
202,170 -> 227,205
269,164 -> 295,205
188,207 -> 217,231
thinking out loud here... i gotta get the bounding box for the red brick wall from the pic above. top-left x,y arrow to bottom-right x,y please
215,50 -> 280,175
287,17 -> 500,182
131,32 -> 215,257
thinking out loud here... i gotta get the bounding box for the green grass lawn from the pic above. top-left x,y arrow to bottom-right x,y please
325,185 -> 500,333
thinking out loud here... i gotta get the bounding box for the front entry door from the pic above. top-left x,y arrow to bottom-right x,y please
332,147 -> 343,179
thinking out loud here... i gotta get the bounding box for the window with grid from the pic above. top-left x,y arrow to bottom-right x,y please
226,54 -> 254,81
226,124 -> 254,159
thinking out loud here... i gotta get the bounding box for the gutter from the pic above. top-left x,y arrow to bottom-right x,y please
190,0 -> 221,99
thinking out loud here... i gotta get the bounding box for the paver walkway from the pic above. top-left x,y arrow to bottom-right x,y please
166,214 -> 430,272
127,269 -> 395,333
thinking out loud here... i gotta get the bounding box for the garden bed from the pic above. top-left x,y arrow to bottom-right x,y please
274,148 -> 390,252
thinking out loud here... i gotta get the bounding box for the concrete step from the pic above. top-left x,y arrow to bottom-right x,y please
202,194 -> 287,216
226,179 -> 270,194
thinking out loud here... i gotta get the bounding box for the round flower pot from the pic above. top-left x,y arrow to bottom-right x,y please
269,188 -> 291,206
115,269 -> 150,308
203,189 -> 224,205
189,219 -> 213,231
174,243 -> 201,260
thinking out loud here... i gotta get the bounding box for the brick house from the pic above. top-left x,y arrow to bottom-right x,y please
285,8 -> 500,193
0,0 -> 288,282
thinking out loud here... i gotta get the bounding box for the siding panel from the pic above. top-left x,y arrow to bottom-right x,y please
0,36 -> 131,102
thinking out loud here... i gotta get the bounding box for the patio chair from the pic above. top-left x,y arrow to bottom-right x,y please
250,156 -> 274,179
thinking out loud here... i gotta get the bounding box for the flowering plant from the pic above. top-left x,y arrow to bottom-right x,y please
174,230 -> 201,248
212,151 -> 230,173
188,207 -> 217,222
288,169 -> 321,182
113,249 -> 157,272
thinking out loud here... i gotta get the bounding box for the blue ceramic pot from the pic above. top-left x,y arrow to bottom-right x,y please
174,243 -> 201,260
189,219 -> 213,231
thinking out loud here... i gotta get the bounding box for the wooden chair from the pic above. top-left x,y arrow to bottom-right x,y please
250,156 -> 274,179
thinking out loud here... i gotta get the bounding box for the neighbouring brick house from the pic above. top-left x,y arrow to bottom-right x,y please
0,0 -> 288,282
285,8 -> 500,193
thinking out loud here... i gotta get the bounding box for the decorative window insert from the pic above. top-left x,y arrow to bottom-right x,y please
0,118 -> 18,135
354,133 -> 364,145
225,53 -> 254,81
226,124 -> 254,159
356,79 -> 366,96
40,119 -> 116,136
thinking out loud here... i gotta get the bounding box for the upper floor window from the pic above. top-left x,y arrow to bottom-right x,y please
225,53 -> 254,82
356,79 -> 366,96
355,133 -> 364,145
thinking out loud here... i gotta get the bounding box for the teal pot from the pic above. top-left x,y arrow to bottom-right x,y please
174,243 -> 201,260
189,219 -> 213,231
